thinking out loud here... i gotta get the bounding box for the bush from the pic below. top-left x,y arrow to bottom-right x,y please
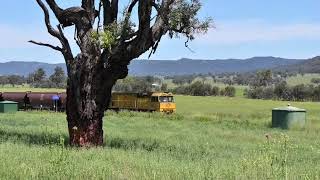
246,83 -> 320,102
172,81 -> 236,97
211,86 -> 220,96
224,86 -> 236,97
311,78 -> 320,84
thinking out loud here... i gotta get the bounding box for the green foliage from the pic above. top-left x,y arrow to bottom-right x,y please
246,82 -> 320,102
33,68 -> 46,83
223,86 -> 236,97
91,17 -> 136,51
49,67 -> 66,88
251,70 -> 273,87
0,96 -> 320,179
172,80 -> 236,97
311,77 -> 320,84
168,0 -> 212,41
113,76 -> 166,93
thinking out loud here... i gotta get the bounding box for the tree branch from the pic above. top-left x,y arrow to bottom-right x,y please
137,0 -> 152,35
36,0 -> 61,39
127,0 -> 138,14
111,0 -> 119,21
45,0 -> 64,20
33,0 -> 74,68
28,40 -> 62,51
82,0 -> 98,23
124,0 -> 174,59
57,25 -> 74,59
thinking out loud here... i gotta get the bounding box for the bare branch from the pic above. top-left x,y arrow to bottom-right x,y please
111,0 -> 119,21
137,0 -> 152,35
34,0 -> 74,66
45,0 -> 63,18
36,0 -> 61,39
28,40 -> 62,51
82,0 -> 95,10
127,0 -> 138,14
102,0 -> 119,26
124,0 -> 175,59
97,1 -> 103,33
82,0 -> 98,23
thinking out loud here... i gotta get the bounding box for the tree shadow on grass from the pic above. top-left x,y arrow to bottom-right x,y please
0,129 -> 163,152
0,129 -> 69,146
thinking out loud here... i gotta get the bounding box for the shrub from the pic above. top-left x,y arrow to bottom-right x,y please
224,86 -> 236,97
311,78 -> 320,84
211,86 -> 220,96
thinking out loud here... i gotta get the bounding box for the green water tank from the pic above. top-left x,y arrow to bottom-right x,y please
272,105 -> 306,129
0,101 -> 18,113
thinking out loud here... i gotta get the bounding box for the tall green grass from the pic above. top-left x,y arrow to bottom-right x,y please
0,96 -> 320,179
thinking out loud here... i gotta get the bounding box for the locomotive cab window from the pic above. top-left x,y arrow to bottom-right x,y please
151,96 -> 158,102
159,96 -> 174,102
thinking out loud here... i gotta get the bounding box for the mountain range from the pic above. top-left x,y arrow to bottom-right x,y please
0,56 -> 314,76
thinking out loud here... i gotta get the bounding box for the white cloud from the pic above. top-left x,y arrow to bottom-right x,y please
197,20 -> 320,45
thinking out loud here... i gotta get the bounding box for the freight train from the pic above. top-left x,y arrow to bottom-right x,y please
0,92 -> 66,111
0,91 -> 176,113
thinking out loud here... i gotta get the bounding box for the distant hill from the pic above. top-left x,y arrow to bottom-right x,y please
0,61 -> 65,76
277,56 -> 320,73
0,57 -> 304,76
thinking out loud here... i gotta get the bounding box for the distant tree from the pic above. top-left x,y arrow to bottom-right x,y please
251,70 -> 273,87
7,75 -> 24,87
33,68 -> 46,83
274,81 -> 290,100
189,81 -> 207,96
211,86 -> 220,96
0,76 -> 8,87
49,66 -> 66,88
291,84 -> 309,101
312,85 -> 320,101
224,86 -> 236,97
311,78 -> 320,84
161,83 -> 168,92
26,73 -> 35,84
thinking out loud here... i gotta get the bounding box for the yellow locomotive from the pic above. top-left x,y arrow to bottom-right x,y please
109,92 -> 176,113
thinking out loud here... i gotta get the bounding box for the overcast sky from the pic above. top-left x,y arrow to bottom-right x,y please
0,0 -> 319,63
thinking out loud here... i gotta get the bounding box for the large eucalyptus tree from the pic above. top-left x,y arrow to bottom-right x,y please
31,0 -> 211,147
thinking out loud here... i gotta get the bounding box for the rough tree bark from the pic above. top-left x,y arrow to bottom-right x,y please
30,0 -> 210,147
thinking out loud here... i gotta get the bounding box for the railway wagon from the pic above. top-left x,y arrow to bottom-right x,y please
0,92 -> 66,111
0,92 -> 28,109
109,92 -> 176,113
26,92 -> 66,111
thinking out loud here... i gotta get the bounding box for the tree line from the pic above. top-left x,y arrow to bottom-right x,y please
0,67 -> 66,88
113,76 -> 236,97
245,70 -> 320,101
172,81 -> 236,97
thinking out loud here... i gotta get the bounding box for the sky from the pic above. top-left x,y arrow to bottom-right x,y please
0,0 -> 319,63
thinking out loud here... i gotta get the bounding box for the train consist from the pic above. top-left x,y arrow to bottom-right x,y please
0,92 -> 66,111
0,91 -> 176,113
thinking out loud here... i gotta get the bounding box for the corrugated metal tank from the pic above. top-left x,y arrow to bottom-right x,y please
272,105 -> 306,129
1,92 -> 28,109
0,101 -> 18,113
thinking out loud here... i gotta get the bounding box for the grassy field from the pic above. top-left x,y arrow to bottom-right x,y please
0,84 -> 65,92
0,95 -> 320,179
286,73 -> 320,86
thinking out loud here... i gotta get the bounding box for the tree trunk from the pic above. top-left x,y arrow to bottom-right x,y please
65,53 -> 115,147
